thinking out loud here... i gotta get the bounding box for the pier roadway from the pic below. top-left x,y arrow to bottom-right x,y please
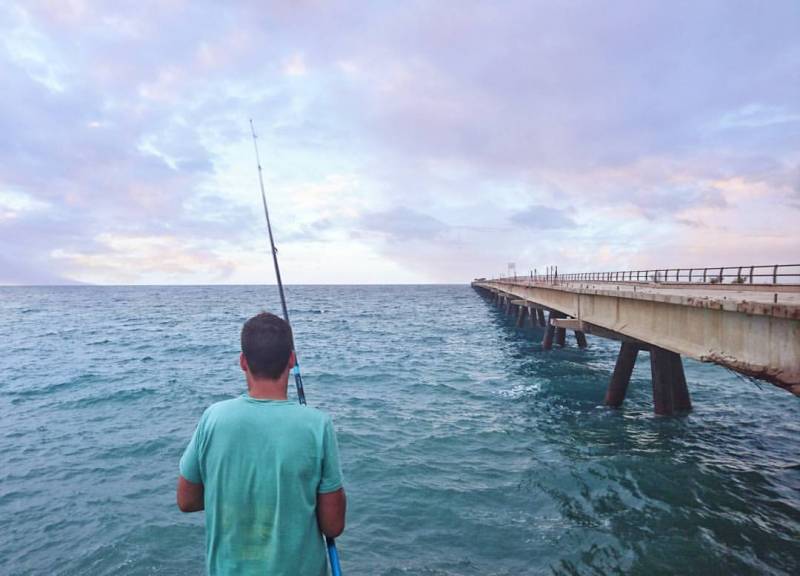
472,277 -> 800,415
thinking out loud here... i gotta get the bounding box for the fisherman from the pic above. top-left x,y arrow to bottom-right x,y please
177,312 -> 346,575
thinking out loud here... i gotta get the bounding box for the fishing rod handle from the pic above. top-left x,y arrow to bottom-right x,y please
326,537 -> 342,576
291,363 -> 306,405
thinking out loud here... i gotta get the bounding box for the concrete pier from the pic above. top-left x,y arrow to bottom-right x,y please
555,325 -> 566,347
605,342 -> 640,407
542,312 -> 555,351
473,272 -> 800,413
536,308 -> 546,327
650,346 -> 691,415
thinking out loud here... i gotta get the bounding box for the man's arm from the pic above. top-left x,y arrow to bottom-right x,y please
177,475 -> 205,512
317,487 -> 346,538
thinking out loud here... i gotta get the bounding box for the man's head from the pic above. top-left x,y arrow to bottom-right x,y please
240,312 -> 294,380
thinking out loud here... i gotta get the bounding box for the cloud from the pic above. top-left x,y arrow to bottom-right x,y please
0,188 -> 50,220
356,207 -> 448,242
509,205 -> 576,230
282,53 -> 307,77
0,0 -> 799,283
716,104 -> 800,130
0,254 -> 80,285
51,233 -> 236,284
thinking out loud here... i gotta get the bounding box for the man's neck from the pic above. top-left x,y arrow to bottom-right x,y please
247,376 -> 289,400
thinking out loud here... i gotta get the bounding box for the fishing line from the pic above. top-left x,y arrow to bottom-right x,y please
249,119 -> 342,576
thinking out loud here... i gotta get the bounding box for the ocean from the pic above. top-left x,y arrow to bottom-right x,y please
1,285 -> 798,575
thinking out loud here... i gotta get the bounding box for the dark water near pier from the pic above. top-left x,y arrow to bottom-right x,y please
1,285 -> 798,575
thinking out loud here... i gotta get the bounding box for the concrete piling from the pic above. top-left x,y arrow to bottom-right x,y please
650,346 -> 691,415
575,331 -> 588,348
555,325 -> 566,347
542,312 -> 556,350
516,305 -> 526,327
605,342 -> 640,407
536,308 -> 546,327
547,310 -> 566,346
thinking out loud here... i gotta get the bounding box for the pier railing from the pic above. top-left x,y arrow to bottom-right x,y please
489,263 -> 800,286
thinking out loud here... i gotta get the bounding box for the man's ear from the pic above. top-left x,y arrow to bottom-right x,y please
288,350 -> 297,371
240,352 -> 248,373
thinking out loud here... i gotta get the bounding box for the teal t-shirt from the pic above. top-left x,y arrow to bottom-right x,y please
179,394 -> 343,576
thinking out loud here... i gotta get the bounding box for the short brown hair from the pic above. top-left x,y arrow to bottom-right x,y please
241,312 -> 293,379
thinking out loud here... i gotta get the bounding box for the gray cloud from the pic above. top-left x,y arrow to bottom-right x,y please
629,187 -> 728,220
345,1 -> 800,173
356,207 -> 448,242
792,165 -> 800,207
509,205 -> 576,230
0,254 -> 79,285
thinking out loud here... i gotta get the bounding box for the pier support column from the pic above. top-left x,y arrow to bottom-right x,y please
536,309 -> 546,327
515,305 -> 526,327
605,342 -> 639,407
552,311 -> 566,346
542,312 -> 556,350
650,346 -> 692,415
555,325 -> 567,347
575,331 -> 588,348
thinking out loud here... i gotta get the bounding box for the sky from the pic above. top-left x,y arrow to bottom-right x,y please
1,0 -> 799,285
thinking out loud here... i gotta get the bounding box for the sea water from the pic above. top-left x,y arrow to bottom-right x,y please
0,285 -> 798,575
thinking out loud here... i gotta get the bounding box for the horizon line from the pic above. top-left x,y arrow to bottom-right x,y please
0,282 -> 474,288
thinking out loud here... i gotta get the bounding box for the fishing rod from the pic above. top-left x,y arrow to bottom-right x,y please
249,119 -> 343,576
249,118 -> 305,405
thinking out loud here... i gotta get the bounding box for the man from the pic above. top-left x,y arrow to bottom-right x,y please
177,312 -> 346,575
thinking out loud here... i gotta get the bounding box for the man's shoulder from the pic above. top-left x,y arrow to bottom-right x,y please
204,396 -> 332,422
208,396 -> 244,411
300,404 -> 333,425
202,396 -> 246,420
278,403 -> 335,435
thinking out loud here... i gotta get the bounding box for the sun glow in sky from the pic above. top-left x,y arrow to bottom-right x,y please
1,1 -> 799,285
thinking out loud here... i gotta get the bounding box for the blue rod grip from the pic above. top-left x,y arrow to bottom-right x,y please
291,362 -> 306,405
326,536 -> 342,576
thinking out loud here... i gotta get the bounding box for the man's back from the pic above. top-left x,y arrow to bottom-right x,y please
180,395 -> 343,576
